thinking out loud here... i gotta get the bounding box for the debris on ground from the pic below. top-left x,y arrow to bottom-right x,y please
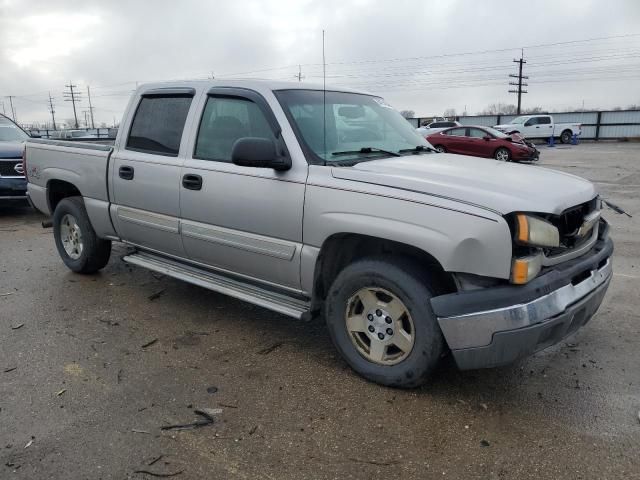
10,323 -> 24,330
206,386 -> 218,394
98,319 -> 120,327
347,457 -> 400,466
0,292 -> 13,297
132,429 -> 151,435
148,455 -> 164,466
56,389 -> 66,396
257,342 -> 284,355
148,289 -> 165,301
160,408 -> 221,431
480,439 -> 490,447
141,338 -> 158,349
24,437 -> 34,449
218,402 -> 238,409
133,469 -> 183,477
480,403 -> 488,410
3,367 -> 16,373
117,369 -> 123,384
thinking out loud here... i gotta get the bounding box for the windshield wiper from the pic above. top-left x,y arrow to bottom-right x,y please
331,147 -> 401,157
398,145 -> 438,154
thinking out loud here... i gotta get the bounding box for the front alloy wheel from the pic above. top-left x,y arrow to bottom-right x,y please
345,287 -> 415,365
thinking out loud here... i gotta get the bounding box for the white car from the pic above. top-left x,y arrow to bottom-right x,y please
494,115 -> 581,144
416,120 -> 461,137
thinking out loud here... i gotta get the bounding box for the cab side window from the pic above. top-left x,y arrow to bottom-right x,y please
538,116 -> 551,124
194,97 -> 276,162
126,95 -> 193,156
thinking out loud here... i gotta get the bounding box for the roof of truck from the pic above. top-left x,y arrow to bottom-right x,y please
135,78 -> 371,96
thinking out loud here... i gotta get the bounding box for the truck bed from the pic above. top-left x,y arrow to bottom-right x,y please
25,139 -> 115,236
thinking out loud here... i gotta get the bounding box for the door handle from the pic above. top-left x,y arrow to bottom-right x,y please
535,126 -> 540,128
182,174 -> 203,191
119,165 -> 134,180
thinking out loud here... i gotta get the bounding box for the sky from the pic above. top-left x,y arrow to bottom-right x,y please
1,0 -> 640,128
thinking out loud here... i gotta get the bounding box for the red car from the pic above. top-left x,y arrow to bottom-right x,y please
426,125 -> 539,162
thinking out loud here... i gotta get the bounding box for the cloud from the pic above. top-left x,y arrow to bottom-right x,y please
1,0 -> 639,126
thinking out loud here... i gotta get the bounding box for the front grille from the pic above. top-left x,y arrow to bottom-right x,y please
546,198 -> 599,254
0,160 -> 23,177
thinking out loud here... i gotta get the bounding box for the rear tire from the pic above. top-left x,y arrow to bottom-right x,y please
560,129 -> 572,144
495,147 -> 511,162
324,257 -> 445,388
53,197 -> 111,274
434,145 -> 446,153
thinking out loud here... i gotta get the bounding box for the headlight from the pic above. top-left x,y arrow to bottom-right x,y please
515,213 -> 560,248
511,253 -> 543,284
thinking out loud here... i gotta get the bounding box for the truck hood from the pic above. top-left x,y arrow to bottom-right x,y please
331,154 -> 596,215
0,141 -> 24,159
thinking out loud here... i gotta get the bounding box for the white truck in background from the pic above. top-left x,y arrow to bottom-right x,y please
494,115 -> 581,144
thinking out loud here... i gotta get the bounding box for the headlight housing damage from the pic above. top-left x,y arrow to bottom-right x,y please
515,213 -> 560,248
510,213 -> 561,284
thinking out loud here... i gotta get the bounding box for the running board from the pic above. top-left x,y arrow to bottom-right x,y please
123,251 -> 310,319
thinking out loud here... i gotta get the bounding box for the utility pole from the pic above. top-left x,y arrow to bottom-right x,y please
294,64 -> 304,82
63,82 -> 81,128
6,96 -> 17,122
86,85 -> 95,129
508,50 -> 528,114
48,92 -> 57,130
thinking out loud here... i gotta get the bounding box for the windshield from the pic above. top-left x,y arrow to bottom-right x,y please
509,116 -> 527,124
276,90 -> 431,163
0,116 -> 29,142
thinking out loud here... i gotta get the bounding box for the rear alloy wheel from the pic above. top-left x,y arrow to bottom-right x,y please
434,145 -> 446,153
560,130 -> 572,144
495,147 -> 511,162
53,197 -> 111,273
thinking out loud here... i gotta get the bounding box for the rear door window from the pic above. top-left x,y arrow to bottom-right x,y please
126,95 -> 193,156
467,128 -> 486,138
538,116 -> 551,124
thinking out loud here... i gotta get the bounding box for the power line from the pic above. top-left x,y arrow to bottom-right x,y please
87,85 -> 95,129
508,51 -> 528,114
63,82 -> 81,128
48,92 -> 57,131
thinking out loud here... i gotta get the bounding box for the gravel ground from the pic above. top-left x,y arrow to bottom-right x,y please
1,142 -> 639,479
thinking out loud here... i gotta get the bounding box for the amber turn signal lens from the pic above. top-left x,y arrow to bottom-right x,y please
516,214 -> 529,243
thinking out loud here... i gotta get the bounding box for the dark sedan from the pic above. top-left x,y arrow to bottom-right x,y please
0,114 -> 29,201
426,125 -> 539,162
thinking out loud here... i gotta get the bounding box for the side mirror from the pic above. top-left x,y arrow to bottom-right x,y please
483,135 -> 491,141
231,137 -> 291,171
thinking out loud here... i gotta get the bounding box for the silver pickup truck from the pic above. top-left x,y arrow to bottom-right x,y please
25,80 -> 613,387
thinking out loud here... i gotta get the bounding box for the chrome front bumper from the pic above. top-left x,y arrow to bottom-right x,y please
431,234 -> 613,370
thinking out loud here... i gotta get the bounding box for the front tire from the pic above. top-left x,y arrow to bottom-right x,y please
53,197 -> 111,273
324,258 -> 445,388
495,147 -> 511,161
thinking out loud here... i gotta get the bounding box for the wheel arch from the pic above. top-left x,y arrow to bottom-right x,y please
309,233 -> 457,313
47,179 -> 83,213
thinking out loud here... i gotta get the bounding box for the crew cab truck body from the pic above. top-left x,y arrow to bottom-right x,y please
25,80 -> 613,387
494,114 -> 582,144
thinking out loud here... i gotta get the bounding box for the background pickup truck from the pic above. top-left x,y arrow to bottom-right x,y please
494,114 -> 582,143
25,80 -> 613,388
